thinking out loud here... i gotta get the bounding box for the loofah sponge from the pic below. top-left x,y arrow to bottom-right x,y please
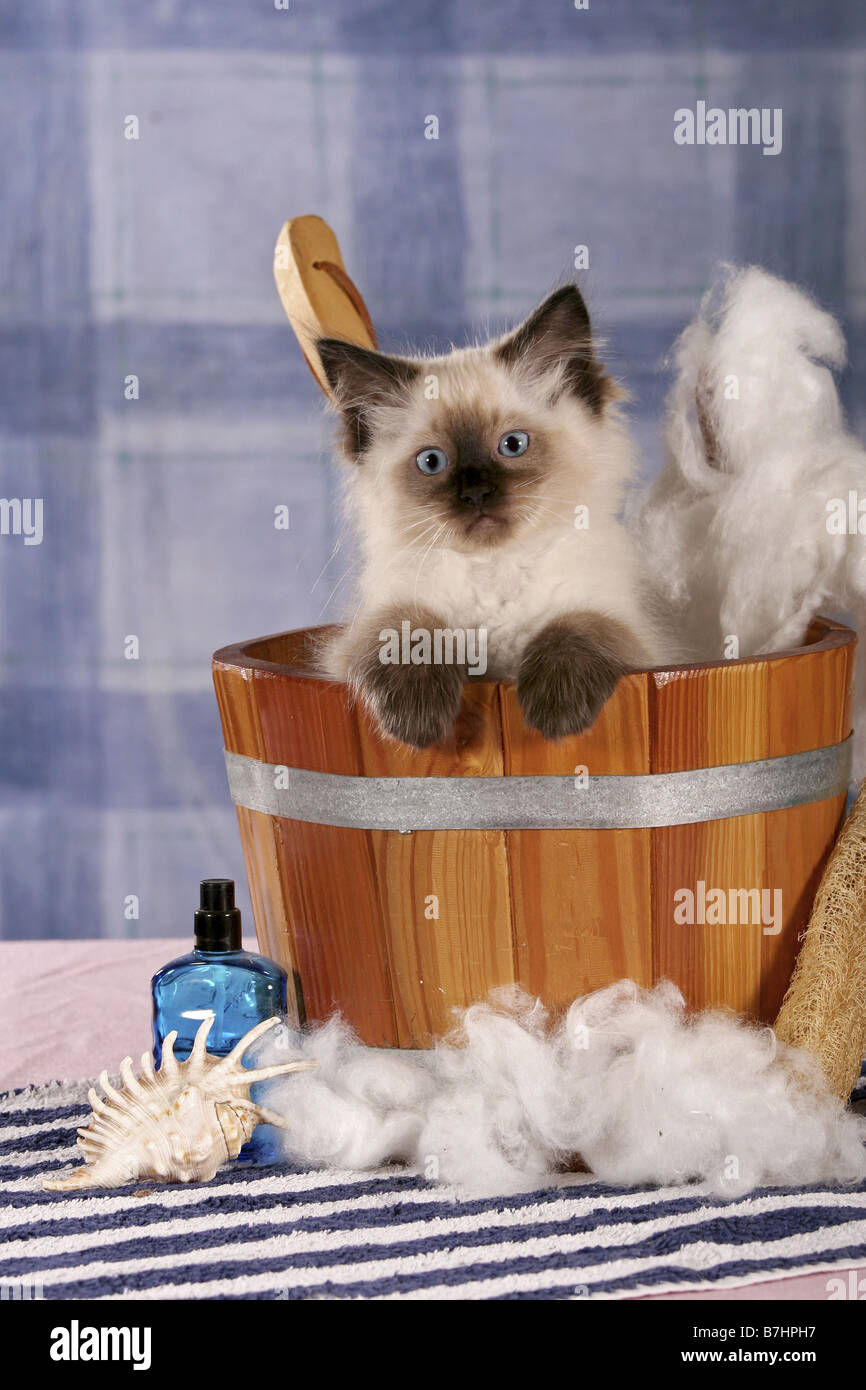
775,777 -> 866,1099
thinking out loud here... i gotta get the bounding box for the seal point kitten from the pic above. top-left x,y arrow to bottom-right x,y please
316,285 -> 661,749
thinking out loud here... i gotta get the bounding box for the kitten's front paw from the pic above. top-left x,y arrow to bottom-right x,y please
517,620 -> 626,740
357,659 -> 465,749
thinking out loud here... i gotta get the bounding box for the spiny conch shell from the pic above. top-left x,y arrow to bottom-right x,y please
43,1014 -> 317,1192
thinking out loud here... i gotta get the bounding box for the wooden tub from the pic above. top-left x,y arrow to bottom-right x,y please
212,619 -> 855,1047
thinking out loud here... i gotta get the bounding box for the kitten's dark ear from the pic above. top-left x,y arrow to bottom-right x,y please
317,339 -> 420,459
495,285 -> 612,415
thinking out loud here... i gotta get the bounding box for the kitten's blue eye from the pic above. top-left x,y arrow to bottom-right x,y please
498,431 -> 530,458
416,447 -> 450,475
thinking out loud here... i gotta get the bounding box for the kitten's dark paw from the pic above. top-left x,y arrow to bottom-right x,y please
517,621 -> 627,740
358,659 -> 465,749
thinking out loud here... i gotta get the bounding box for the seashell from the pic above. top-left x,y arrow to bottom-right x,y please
43,1014 -> 316,1192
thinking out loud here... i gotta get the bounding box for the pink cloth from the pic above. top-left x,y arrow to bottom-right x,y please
0,938 -> 254,1090
1,940 -> 861,1302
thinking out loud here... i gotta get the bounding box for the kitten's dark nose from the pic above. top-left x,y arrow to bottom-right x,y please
458,471 -> 497,508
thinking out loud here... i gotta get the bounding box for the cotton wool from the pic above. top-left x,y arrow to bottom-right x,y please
257,982 -> 866,1197
635,269 -> 866,640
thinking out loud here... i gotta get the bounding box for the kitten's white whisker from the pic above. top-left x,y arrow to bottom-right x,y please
402,513 -> 449,532
371,519 -> 446,590
318,559 -> 362,617
309,537 -> 343,594
412,522 -> 447,605
516,492 -> 580,505
518,497 -> 575,523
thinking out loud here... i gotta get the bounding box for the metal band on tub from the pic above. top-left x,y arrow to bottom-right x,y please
223,736 -> 853,833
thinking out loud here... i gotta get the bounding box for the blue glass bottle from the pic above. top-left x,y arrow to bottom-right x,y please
151,879 -> 288,1164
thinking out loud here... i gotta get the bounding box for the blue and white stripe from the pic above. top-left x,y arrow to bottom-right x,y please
2,1078 -> 866,1300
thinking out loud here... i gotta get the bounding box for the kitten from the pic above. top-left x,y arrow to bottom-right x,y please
317,285 -> 662,749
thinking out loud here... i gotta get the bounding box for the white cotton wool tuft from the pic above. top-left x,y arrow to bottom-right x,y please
634,266 -> 866,692
253,1016 -> 433,1170
554,981 -> 864,1194
257,981 -> 866,1197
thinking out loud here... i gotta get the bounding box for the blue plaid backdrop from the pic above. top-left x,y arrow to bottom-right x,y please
1,1 -> 864,938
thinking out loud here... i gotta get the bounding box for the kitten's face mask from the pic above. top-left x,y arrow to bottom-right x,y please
318,286 -> 614,551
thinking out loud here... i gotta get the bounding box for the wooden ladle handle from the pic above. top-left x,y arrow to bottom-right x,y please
273,215 -> 377,400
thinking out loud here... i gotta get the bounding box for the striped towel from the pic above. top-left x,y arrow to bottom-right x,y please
3,1078 -> 866,1301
